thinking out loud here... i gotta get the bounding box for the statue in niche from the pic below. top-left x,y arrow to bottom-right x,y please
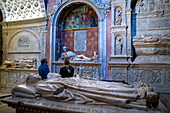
58,46 -> 98,62
116,8 -> 122,25
116,37 -> 123,55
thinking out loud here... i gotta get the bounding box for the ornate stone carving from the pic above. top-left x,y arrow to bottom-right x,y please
136,0 -> 170,13
92,66 -> 99,79
1,0 -> 46,21
112,69 -> 126,81
134,70 -> 162,84
102,4 -> 111,20
8,73 -> 26,85
133,34 -> 170,56
5,58 -> 37,69
115,7 -> 122,25
165,70 -> 170,84
115,35 -> 123,55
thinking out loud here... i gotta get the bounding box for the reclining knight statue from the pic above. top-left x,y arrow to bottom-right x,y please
58,46 -> 98,62
11,73 -> 159,110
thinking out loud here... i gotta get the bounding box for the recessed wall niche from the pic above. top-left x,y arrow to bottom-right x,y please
115,35 -> 123,55
115,6 -> 122,25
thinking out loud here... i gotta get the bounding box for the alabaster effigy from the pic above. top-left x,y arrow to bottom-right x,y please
8,73 -> 159,113
4,58 -> 36,69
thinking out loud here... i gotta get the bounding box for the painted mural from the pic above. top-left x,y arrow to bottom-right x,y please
62,5 -> 98,30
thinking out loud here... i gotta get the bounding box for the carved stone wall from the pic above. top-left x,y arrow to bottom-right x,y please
109,0 -> 131,82
134,0 -> 170,35
0,68 -> 38,91
0,0 -> 46,21
0,18 -> 46,91
1,18 -> 46,67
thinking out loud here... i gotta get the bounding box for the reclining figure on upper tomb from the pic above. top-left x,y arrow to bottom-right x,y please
4,58 -> 36,69
59,46 -> 98,62
11,73 -> 159,110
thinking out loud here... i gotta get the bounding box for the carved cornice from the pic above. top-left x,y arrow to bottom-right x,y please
0,0 -> 46,22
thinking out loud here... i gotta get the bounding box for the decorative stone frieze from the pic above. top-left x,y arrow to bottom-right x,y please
0,0 -> 46,21
136,0 -> 170,13
52,61 -> 101,80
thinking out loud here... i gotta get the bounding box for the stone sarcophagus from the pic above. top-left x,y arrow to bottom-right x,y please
2,74 -> 159,113
52,61 -> 101,80
130,34 -> 170,93
0,58 -> 38,91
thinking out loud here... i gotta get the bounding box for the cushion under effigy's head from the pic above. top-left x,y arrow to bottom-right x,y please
26,74 -> 41,87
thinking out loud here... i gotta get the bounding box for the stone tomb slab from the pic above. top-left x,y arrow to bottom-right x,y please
1,97 -> 152,113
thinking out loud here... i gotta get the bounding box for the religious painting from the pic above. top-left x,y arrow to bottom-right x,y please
62,5 -> 98,30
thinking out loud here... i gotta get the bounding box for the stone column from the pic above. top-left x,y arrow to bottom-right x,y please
109,0 -> 131,82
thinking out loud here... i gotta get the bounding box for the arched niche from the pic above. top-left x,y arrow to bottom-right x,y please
8,30 -> 40,52
7,30 -> 41,60
51,1 -> 106,78
115,34 -> 123,55
56,3 -> 98,60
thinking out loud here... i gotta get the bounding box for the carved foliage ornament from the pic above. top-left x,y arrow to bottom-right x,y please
136,0 -> 170,13
112,70 -> 126,81
134,70 -> 161,84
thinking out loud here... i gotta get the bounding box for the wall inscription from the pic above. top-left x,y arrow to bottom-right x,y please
74,30 -> 86,51
18,36 -> 30,47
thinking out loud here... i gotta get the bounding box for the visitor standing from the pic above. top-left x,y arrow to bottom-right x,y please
59,59 -> 74,78
38,58 -> 49,80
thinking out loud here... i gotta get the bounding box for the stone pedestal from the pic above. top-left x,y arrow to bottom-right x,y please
109,55 -> 131,82
52,61 -> 101,80
0,67 -> 38,92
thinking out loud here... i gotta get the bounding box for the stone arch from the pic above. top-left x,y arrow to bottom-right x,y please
8,30 -> 41,52
51,1 -> 106,78
0,1 -> 6,21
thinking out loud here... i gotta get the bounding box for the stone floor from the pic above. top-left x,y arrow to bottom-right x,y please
0,92 -> 169,113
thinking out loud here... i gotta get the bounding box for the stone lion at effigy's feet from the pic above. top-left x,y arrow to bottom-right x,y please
11,73 -> 159,110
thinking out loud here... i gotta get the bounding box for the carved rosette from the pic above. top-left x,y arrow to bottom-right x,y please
134,70 -> 162,84
112,69 -> 126,81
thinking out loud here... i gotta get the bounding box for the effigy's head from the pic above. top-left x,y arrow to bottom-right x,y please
63,46 -> 67,52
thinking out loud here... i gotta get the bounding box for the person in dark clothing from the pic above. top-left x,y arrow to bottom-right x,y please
38,58 -> 49,80
59,59 -> 74,78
